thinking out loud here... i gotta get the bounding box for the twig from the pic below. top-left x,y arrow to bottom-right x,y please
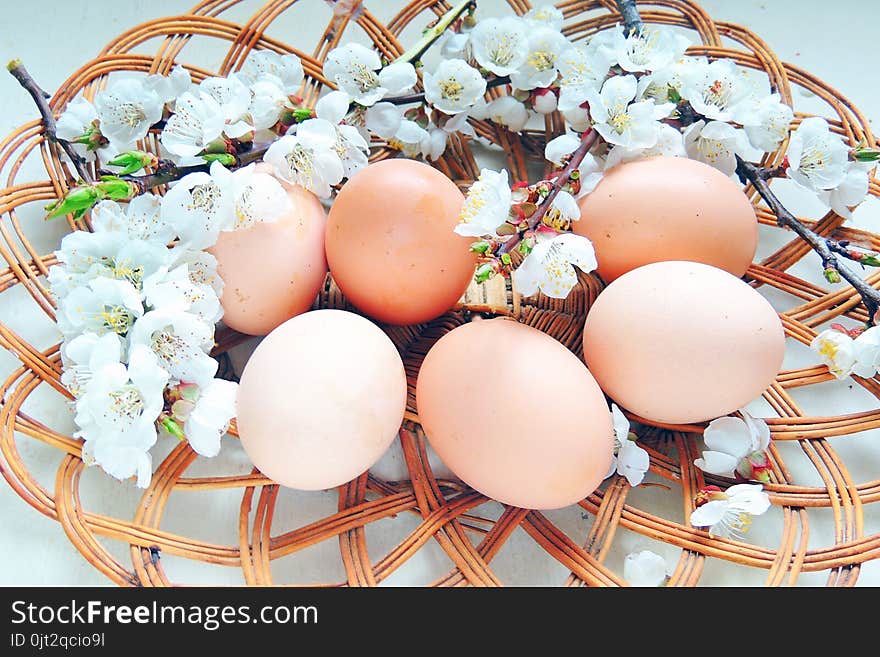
615,0 -> 644,36
497,128 -> 598,256
394,0 -> 475,65
8,60 -> 93,183
736,155 -> 880,323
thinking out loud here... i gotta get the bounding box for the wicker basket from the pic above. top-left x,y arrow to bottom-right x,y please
1,0 -> 879,587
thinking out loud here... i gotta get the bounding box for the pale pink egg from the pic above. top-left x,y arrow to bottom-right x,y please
209,183 -> 327,336
325,158 -> 477,326
416,318 -> 614,510
574,156 -> 758,282
236,309 -> 407,490
583,261 -> 786,425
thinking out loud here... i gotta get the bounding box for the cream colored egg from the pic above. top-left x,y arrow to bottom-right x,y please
416,318 -> 614,510
209,183 -> 327,336
582,261 -> 786,425
236,309 -> 407,490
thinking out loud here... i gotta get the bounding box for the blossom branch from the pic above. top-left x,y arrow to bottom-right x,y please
497,128 -> 598,257
394,0 -> 475,65
736,155 -> 880,323
7,59 -> 93,183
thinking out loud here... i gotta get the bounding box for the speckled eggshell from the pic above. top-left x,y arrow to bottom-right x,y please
573,156 -> 758,282
582,261 -> 786,425
416,318 -> 614,510
209,182 -> 327,336
236,309 -> 407,490
325,158 -> 477,326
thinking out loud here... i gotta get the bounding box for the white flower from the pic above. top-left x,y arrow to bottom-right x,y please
323,43 -> 415,106
690,483 -> 771,539
741,94 -> 793,153
513,232 -> 597,298
820,162 -> 872,219
624,550 -> 667,587
470,16 -> 528,77
532,89 -> 558,115
161,90 -> 227,158
247,78 -> 289,130
484,95 -> 529,132
60,332 -> 123,398
171,248 -> 224,298
605,122 -> 686,169
785,119 -> 848,193
183,378 -> 238,457
92,195 -> 177,244
57,276 -> 143,338
684,119 -> 756,177
811,326 -> 880,379
545,133 -> 581,166
562,106 -> 591,132
263,119 -> 344,197
365,102 -> 403,139
509,27 -> 569,91
678,58 -> 752,123
74,344 -> 169,488
614,26 -> 690,73
423,58 -> 487,115
143,265 -> 222,323
56,97 -> 99,157
311,93 -> 370,178
523,4 -> 564,30
575,153 -> 605,196
605,403 -> 649,487
198,74 -> 254,137
694,409 -> 771,478
388,119 -> 429,159
48,229 -> 172,298
556,44 -> 613,112
161,163 -> 234,249
455,168 -> 511,238
222,163 -> 292,230
584,75 -> 673,149
545,190 -> 581,226
146,65 -> 192,106
238,50 -> 304,94
128,308 -> 218,387
94,76 -> 164,148
419,111 -> 475,161
441,32 -> 471,59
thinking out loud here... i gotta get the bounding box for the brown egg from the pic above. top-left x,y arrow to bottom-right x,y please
573,156 -> 758,282
416,318 -> 614,510
582,261 -> 786,425
209,184 -> 327,336
325,159 -> 477,326
236,309 -> 407,490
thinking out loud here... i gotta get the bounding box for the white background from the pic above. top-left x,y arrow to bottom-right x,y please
0,0 -> 879,586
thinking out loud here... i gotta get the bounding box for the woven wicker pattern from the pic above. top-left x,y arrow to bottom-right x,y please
1,0 -> 879,587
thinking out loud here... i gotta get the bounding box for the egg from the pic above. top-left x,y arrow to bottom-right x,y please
209,183 -> 327,336
582,261 -> 785,425
236,309 -> 407,490
416,318 -> 614,510
325,158 -> 477,326
573,156 -> 758,282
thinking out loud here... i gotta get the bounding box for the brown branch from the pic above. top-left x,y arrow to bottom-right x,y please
736,155 -> 880,324
7,60 -> 93,183
497,128 -> 599,257
615,0 -> 644,36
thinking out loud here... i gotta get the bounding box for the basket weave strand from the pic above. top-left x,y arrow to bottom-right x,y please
1,0 -> 879,587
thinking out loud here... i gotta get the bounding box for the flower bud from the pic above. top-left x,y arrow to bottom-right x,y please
470,240 -> 491,254
44,184 -> 101,219
160,415 -> 186,441
694,485 -> 725,508
107,150 -> 158,175
823,268 -> 842,284
474,262 -> 496,284
201,153 -> 236,166
531,88 -> 557,115
97,177 -> 138,201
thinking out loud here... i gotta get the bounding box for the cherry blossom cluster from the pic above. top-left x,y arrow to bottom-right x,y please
453,11 -> 874,299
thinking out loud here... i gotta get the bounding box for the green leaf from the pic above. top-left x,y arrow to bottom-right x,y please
96,177 -> 137,201
667,85 -> 681,103
469,240 -> 490,254
161,416 -> 186,441
860,254 -> 880,267
107,150 -> 155,175
500,253 -> 512,266
474,262 -> 495,284
201,153 -> 236,166
44,185 -> 101,219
